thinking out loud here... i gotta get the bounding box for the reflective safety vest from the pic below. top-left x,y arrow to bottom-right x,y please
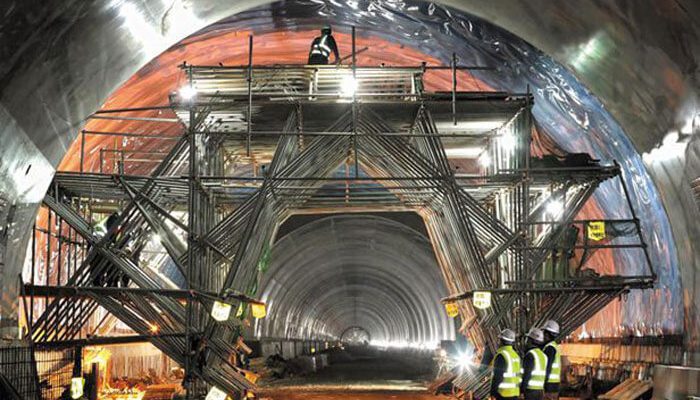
524,348 -> 547,390
491,345 -> 521,398
544,341 -> 561,384
311,35 -> 332,58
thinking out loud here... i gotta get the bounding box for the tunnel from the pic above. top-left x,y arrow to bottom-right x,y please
0,1 -> 698,399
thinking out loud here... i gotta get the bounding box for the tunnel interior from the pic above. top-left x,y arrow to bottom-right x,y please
0,0 -> 699,399
55,0 -> 682,339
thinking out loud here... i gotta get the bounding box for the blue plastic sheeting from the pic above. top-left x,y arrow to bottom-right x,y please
200,0 -> 681,336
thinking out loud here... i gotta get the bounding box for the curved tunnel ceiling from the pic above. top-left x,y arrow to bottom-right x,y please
54,0 -> 682,338
255,215 -> 455,347
0,0 -> 697,349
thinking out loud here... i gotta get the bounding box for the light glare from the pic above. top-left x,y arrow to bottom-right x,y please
499,132 -> 516,150
341,75 -> 358,97
456,348 -> 475,370
478,153 -> 491,168
179,85 -> 197,100
546,199 -> 564,217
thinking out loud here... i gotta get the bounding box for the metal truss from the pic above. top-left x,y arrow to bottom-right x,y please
24,56 -> 655,399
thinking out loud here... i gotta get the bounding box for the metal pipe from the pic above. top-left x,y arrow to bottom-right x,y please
451,52 -> 457,126
246,34 -> 254,157
82,130 -> 181,139
352,26 -> 359,178
88,115 -> 180,123
180,63 -> 492,71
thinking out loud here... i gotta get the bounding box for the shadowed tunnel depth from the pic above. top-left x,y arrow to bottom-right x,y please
255,214 -> 455,347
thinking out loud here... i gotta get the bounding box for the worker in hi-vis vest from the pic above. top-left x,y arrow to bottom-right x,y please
521,327 -> 547,400
308,25 -> 340,65
541,320 -> 561,400
490,329 -> 521,400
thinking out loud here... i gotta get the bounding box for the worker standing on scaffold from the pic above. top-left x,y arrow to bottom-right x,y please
490,329 -> 521,400
308,25 -> 340,65
521,328 -> 547,400
541,320 -> 562,400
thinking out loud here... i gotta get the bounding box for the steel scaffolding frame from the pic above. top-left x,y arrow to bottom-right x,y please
23,40 -> 655,398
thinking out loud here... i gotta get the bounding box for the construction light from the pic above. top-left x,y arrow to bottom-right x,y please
444,146 -> 484,158
179,85 -> 197,101
149,323 -> 160,334
205,386 -> 227,400
340,75 -> 358,97
211,301 -> 232,322
500,132 -> 516,150
456,350 -> 474,370
251,303 -> 267,319
546,199 -> 564,217
478,153 -> 491,168
71,377 -> 85,399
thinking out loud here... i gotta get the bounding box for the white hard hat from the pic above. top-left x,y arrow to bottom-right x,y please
527,327 -> 544,344
499,329 -> 516,343
542,320 -> 560,335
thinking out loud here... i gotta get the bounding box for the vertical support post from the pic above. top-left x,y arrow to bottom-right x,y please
352,26 -> 359,178
45,208 -> 51,314
56,217 -> 63,337
519,86 -> 533,338
80,130 -> 86,173
185,65 -> 195,400
616,161 -> 656,278
30,223 -> 36,330
451,52 -> 457,126
98,149 -> 104,174
19,275 -> 32,340
247,35 -> 254,158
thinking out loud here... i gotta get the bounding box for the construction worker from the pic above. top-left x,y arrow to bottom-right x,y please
541,320 -> 561,400
490,329 -> 521,400
308,25 -> 340,65
521,327 -> 547,400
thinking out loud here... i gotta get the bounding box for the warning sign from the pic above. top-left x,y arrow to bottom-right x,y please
473,291 -> 492,309
444,302 -> 459,318
587,221 -> 606,241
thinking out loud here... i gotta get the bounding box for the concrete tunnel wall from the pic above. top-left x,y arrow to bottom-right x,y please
0,0 -> 698,359
254,215 -> 455,346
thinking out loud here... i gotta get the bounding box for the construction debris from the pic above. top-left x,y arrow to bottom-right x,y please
598,378 -> 653,400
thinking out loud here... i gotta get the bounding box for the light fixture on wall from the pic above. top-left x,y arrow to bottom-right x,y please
179,85 -> 197,101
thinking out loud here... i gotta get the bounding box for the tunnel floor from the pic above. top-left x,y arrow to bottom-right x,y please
259,390 -> 449,399
258,348 -> 447,399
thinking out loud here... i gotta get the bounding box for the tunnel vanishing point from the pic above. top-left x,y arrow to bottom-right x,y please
0,1 -> 699,399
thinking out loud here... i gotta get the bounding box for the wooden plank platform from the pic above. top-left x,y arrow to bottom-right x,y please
598,378 -> 653,400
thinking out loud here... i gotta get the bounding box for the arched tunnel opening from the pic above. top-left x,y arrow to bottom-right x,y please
0,1 -> 698,399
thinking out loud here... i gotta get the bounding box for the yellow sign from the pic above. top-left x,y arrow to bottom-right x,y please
251,303 -> 267,319
244,370 -> 259,384
444,302 -> 459,318
71,377 -> 85,399
473,291 -> 492,309
587,221 -> 606,241
211,301 -> 232,322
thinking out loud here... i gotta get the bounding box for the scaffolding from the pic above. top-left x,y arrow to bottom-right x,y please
22,32 -> 655,398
